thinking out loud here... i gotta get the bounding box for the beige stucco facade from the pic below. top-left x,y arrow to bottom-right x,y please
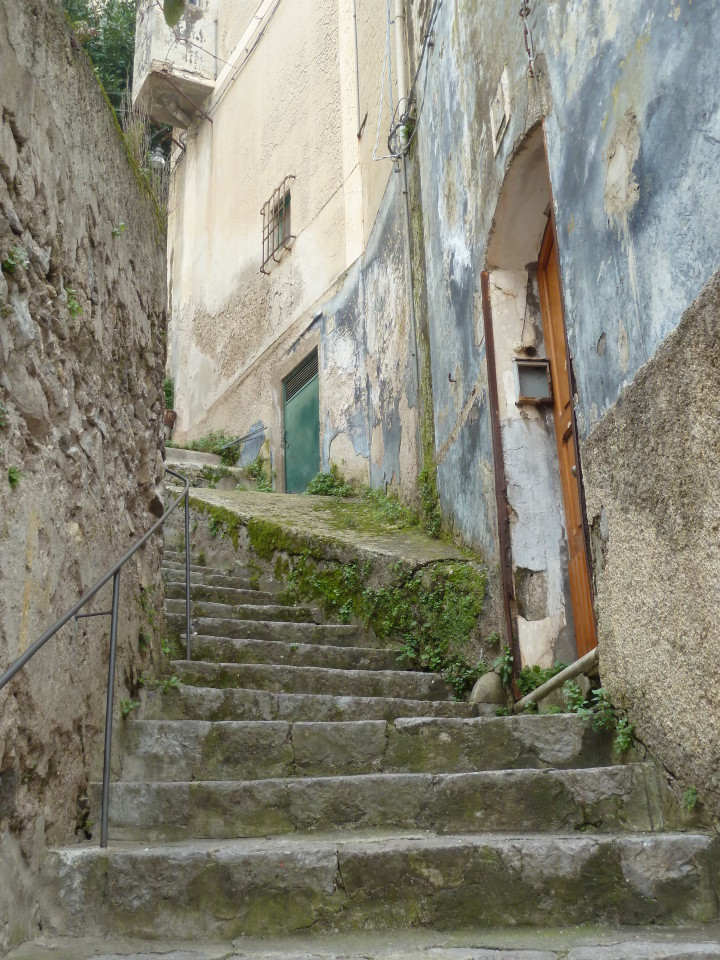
136,0 -> 407,492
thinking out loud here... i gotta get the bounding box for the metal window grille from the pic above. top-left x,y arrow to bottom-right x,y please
261,175 -> 295,273
284,350 -> 318,401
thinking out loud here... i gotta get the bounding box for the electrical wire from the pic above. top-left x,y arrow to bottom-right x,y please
371,0 -> 398,162
381,0 -> 443,162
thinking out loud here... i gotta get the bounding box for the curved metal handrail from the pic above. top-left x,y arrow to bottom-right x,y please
0,466 -> 193,847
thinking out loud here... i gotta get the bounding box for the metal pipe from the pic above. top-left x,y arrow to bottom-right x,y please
100,571 -> 121,849
481,272 -> 519,686
394,0 -> 408,119
352,0 -> 361,134
401,153 -> 422,460
218,427 -> 265,451
184,488 -> 191,661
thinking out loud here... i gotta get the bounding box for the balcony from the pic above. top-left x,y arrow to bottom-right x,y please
133,0 -> 217,128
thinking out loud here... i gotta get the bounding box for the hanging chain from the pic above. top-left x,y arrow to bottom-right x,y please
519,1 -> 535,78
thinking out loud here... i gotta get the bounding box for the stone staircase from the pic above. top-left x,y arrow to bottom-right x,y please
28,549 -> 720,957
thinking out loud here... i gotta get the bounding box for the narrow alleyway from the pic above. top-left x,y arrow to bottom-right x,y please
13,492 -> 720,958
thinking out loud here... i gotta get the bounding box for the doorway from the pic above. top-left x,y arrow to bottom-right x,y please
283,350 -> 320,493
484,124 -> 596,666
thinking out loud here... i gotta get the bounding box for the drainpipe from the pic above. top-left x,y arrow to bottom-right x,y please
394,0 -> 408,128
352,0 -> 361,133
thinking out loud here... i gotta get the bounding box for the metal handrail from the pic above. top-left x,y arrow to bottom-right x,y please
0,466 -> 193,848
218,426 -> 265,451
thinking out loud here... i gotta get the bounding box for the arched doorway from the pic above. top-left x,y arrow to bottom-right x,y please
485,125 -> 597,667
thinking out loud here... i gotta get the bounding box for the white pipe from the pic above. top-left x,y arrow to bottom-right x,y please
394,0 -> 407,118
352,0 -> 361,133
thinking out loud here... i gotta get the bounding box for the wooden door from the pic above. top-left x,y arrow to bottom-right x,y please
537,220 -> 597,656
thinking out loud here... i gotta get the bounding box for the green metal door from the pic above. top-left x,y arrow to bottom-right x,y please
284,352 -> 320,493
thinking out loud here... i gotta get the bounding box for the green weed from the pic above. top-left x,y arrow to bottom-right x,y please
492,645 -> 514,689
516,661 -> 568,697
64,287 -> 82,317
1,246 -> 29,273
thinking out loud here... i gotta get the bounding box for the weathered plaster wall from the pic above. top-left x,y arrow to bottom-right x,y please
134,0 -> 217,126
0,2 -> 166,949
167,0 -> 347,440
355,0 -> 398,247
539,0 -> 720,438
489,269 -> 575,668
408,0 -> 720,652
217,0 -> 264,64
581,269 -> 720,821
186,165 -> 420,496
407,0 -> 538,558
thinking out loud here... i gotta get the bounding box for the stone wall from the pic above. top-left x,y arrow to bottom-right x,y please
0,1 -> 167,949
581,268 -> 720,823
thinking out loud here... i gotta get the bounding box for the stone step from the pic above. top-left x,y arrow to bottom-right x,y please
190,636 -> 408,672
92,763 -> 659,841
162,558 -> 259,578
165,581 -> 278,606
171,660 -> 455,701
115,715 -> 612,781
10,930 -> 720,959
164,550 -> 216,563
172,616 -> 375,648
138,685 -> 483,722
42,832 -> 720,939
162,561 -> 223,575
162,563 -> 282,590
167,598 -> 320,624
163,568 -> 284,592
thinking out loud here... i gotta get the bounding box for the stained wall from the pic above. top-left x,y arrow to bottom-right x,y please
0,2 -> 167,948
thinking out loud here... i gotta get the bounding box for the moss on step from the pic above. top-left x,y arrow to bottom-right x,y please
182,490 -> 500,697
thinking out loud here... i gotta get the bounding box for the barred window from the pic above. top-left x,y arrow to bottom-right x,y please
261,175 -> 295,273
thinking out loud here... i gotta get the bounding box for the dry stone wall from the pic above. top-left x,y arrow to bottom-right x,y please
0,1 -> 166,949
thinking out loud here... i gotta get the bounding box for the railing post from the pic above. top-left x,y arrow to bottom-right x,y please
185,487 -> 191,661
100,571 -> 121,849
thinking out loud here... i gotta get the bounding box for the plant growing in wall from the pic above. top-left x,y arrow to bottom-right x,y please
162,0 -> 187,28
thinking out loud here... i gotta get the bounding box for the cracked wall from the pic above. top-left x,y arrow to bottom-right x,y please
407,0 -> 720,662
0,1 -> 167,951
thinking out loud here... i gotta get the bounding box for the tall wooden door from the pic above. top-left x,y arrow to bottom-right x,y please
537,220 -> 598,657
284,351 -> 320,494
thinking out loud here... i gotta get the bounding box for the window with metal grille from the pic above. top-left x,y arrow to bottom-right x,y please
261,175 -> 295,274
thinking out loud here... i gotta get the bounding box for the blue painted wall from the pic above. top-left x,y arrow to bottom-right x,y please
408,0 -> 720,553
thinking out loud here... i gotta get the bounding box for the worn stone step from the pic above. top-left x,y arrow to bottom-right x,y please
167,599 -> 320,624
173,616 -> 377,648
162,557 -> 256,576
137,684 -> 483,722
92,764 -> 659,841
164,550 -> 216,564
162,561 -> 222,575
189,636 -> 408,672
10,930 -> 720,959
163,568 -> 284,592
171,660 -> 455,701
165,581 -> 278,605
116,716 -> 612,781
42,832 -> 720,939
